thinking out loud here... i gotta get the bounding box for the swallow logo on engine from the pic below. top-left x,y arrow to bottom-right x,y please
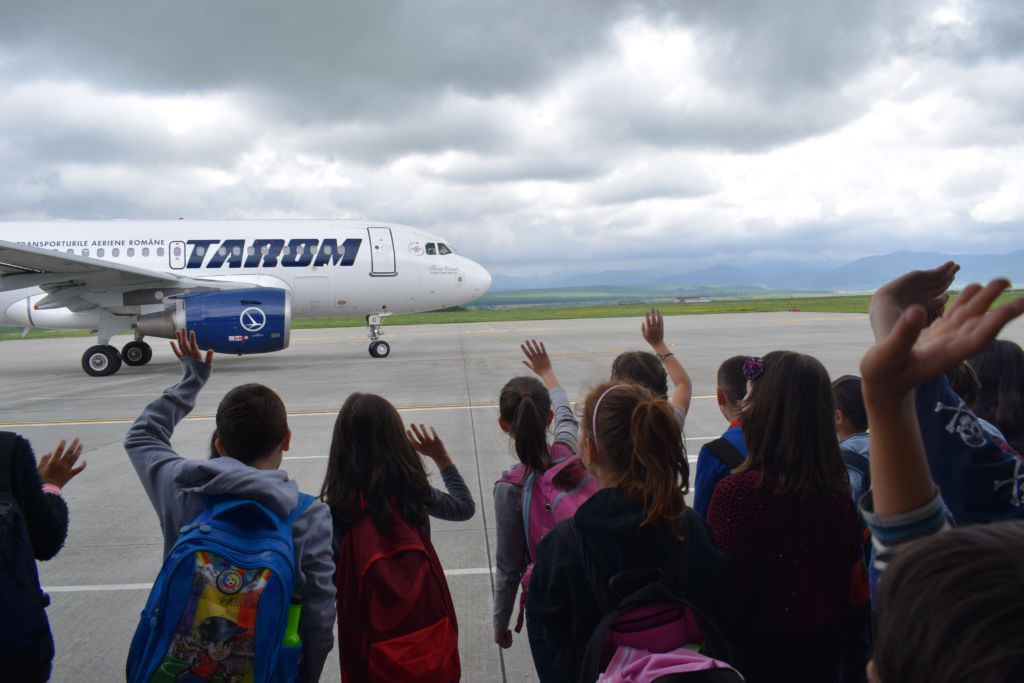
239,307 -> 267,333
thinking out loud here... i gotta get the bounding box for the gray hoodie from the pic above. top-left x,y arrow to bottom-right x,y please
124,358 -> 335,682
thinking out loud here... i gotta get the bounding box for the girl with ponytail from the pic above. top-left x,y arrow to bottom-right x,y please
493,340 -> 596,675
525,381 -> 729,681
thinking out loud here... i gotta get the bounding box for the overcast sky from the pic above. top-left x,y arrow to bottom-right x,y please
1,1 -> 1022,278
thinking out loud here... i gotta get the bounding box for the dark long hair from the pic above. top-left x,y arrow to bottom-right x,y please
320,393 -> 434,533
499,376 -> 552,473
969,339 -> 1024,453
582,382 -> 688,537
737,351 -> 849,499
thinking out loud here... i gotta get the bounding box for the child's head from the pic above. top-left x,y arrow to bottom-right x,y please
215,384 -> 290,467
738,351 -> 848,498
716,355 -> 751,419
969,339 -> 1024,452
611,351 -> 668,398
872,521 -> 1024,683
321,392 -> 433,531
499,377 -> 552,472
946,361 -> 982,407
831,375 -> 868,439
580,382 -> 688,536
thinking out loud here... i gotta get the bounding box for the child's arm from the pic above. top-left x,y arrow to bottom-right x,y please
642,309 -> 693,420
293,501 -> 337,682
123,329 -> 213,512
492,481 -> 527,647
860,278 -> 1024,522
407,424 -> 476,521
522,340 -> 578,447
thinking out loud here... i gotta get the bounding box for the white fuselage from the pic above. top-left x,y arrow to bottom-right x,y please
0,219 -> 492,333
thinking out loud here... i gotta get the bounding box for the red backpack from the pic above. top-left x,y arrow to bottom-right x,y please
336,506 -> 460,683
498,443 -> 599,631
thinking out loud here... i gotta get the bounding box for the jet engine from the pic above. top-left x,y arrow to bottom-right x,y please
136,288 -> 291,355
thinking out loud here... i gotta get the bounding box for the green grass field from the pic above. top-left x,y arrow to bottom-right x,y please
2,290 -> 1020,341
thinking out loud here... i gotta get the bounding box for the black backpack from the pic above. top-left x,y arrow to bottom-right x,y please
0,433 -> 53,663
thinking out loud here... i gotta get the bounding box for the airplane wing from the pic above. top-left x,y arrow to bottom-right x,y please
0,240 -> 247,311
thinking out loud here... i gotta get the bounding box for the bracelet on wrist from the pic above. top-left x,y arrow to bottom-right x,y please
42,482 -> 63,496
658,352 -> 674,360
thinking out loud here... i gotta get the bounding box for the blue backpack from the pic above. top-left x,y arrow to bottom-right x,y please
127,493 -> 314,683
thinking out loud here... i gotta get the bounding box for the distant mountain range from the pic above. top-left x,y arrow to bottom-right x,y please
490,250 -> 1024,292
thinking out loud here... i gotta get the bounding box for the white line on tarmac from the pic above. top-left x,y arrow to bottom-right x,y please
46,567 -> 497,593
0,395 -> 718,429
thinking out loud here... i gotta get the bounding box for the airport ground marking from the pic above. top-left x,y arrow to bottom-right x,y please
46,567 -> 497,593
0,394 -> 719,428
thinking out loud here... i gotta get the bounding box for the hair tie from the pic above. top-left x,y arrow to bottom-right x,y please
592,384 -> 630,444
743,357 -> 765,382
520,392 -> 532,398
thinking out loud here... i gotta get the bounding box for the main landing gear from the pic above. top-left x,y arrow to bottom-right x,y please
367,311 -> 392,358
81,337 -> 153,377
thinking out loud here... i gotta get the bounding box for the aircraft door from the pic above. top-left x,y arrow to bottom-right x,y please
367,226 -> 397,276
169,241 -> 187,269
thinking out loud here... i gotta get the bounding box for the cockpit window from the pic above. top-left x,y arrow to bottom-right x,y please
425,243 -> 437,255
438,243 -> 452,255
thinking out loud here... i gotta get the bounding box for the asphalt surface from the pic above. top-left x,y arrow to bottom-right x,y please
3,311 -> 1022,682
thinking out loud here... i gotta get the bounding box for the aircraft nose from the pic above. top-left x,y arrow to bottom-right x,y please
468,261 -> 492,294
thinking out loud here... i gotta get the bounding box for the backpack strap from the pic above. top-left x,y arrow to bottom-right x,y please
841,449 -> 871,492
704,437 -> 745,471
0,433 -> 17,496
286,493 -> 316,526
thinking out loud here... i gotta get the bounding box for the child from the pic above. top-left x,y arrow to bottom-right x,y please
320,392 -> 475,682
833,374 -> 871,503
527,381 -> 728,681
611,309 -> 693,426
0,435 -> 86,682
692,355 -> 750,517
123,330 -> 336,682
855,274 -> 1024,682
967,339 -> 1024,454
492,340 -> 595,674
707,351 -> 862,683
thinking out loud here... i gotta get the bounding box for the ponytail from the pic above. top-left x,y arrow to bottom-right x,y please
627,400 -> 688,536
584,382 -> 688,538
500,377 -> 552,473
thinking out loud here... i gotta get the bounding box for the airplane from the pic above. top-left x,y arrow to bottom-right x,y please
0,220 -> 492,376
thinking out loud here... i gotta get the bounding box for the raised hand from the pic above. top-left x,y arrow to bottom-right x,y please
521,339 -> 560,389
170,328 -> 213,365
862,278 -> 1024,399
641,309 -> 665,349
407,423 -> 453,469
38,438 -> 86,488
869,261 -> 959,342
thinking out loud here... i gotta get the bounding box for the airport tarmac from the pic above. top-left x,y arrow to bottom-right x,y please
3,311 -> 1023,682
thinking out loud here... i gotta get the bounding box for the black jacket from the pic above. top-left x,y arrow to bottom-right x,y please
2,433 -> 69,561
526,487 -> 729,678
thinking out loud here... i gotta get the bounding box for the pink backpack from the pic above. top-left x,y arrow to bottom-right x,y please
498,442 -> 598,631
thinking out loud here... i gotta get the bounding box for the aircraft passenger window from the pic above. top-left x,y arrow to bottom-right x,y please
112,248 -> 120,257
231,246 -> 241,256
217,247 -> 227,257
157,247 -> 165,256
246,246 -> 255,256
82,248 -> 90,257
323,244 -> 333,254
426,243 -> 437,255
97,248 -> 105,257
260,245 -> 270,255
195,246 -> 206,257
66,249 -> 73,254
127,247 -> 135,257
438,243 -> 452,255
142,247 -> 150,257
282,246 -> 291,256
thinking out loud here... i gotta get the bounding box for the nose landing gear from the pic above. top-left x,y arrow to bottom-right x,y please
366,310 -> 392,358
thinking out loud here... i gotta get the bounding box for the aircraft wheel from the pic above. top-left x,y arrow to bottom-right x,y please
82,345 -> 123,377
121,340 -> 153,366
369,341 -> 391,358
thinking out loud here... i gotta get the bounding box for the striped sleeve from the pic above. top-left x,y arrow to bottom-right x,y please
859,490 -> 952,575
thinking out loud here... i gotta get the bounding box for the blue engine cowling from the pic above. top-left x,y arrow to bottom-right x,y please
136,288 -> 291,355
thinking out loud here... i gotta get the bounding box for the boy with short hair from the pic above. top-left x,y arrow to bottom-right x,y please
692,355 -> 750,518
124,330 -> 335,682
833,374 -> 871,503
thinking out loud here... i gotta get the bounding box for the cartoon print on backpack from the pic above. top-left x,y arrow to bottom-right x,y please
173,616 -> 247,683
